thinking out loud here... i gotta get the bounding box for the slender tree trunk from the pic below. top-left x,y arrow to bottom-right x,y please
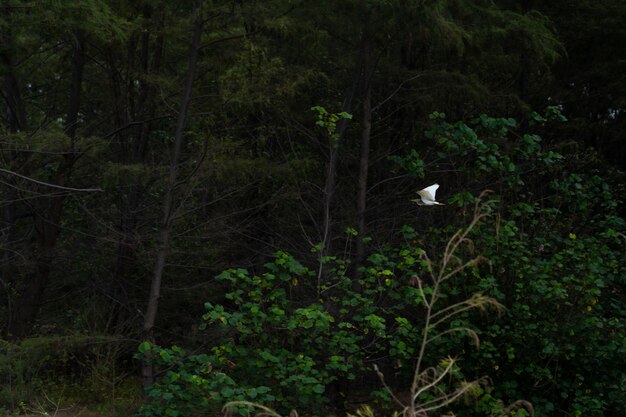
322,24 -> 370,415
66,28 -> 85,140
520,50 -> 530,104
520,0 -> 532,105
1,65 -> 26,131
319,145 -> 339,289
0,2 -> 26,132
317,48 -> 362,292
318,106 -> 352,289
7,28 -> 85,338
354,34 -> 372,280
141,8 -> 204,390
111,10 -> 164,333
0,3 -> 26,336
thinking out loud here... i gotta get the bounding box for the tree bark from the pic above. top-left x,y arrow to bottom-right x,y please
141,7 -> 204,390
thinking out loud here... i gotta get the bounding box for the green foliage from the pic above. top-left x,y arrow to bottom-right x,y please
470,180 -> 626,416
388,149 -> 425,178
397,110 -> 626,416
136,342 -> 270,417
72,105 -> 626,417
311,106 -> 353,143
424,109 -> 564,193
138,249 -> 392,415
138,220 -> 510,416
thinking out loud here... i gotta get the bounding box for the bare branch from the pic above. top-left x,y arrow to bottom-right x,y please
412,357 -> 456,403
415,276 -> 430,308
431,294 -> 503,328
418,380 -> 480,414
440,256 -> 488,282
427,327 -> 480,348
373,364 -> 409,409
223,401 -> 283,417
503,400 -> 535,417
0,168 -> 102,192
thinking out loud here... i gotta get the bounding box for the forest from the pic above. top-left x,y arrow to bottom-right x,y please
1,1 -> 625,417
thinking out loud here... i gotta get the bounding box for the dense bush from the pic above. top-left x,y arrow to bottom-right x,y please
137,112 -> 625,417
137,221 -> 506,417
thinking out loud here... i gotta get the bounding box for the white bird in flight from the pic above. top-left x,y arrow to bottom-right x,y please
412,184 -> 444,206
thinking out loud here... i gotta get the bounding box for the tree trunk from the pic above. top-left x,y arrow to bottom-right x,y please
354,34 -> 372,280
66,28 -> 85,139
111,10 -> 165,333
141,7 -> 204,391
0,2 -> 26,337
0,1 -> 26,132
317,46 -> 362,292
520,0 -> 532,105
7,28 -> 85,338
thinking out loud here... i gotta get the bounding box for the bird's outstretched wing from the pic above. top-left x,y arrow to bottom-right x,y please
417,184 -> 439,202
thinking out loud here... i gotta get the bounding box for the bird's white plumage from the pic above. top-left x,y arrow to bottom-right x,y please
419,184 -> 439,201
412,183 -> 444,206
